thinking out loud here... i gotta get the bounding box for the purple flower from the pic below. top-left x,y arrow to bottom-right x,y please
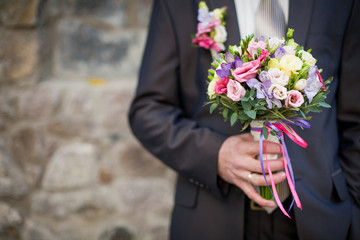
225,52 -> 235,63
274,47 -> 286,60
216,63 -> 232,78
246,78 -> 281,109
258,36 -> 267,42
234,55 -> 243,68
259,70 -> 271,82
304,66 -> 322,103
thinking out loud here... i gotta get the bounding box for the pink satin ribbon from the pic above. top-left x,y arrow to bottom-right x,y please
253,120 -> 308,218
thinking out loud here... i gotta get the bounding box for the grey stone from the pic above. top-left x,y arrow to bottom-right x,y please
61,0 -> 127,27
18,84 -> 62,119
0,0 -> 39,27
21,219 -> 62,240
55,19 -> 146,78
99,89 -> 133,131
0,202 -> 22,240
0,29 -> 39,83
10,126 -> 57,166
41,142 -> 99,191
117,140 -> 171,178
99,226 -> 133,240
0,150 -> 29,198
31,186 -> 115,219
116,178 -> 174,214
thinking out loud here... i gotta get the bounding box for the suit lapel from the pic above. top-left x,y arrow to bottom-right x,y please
208,0 -> 241,47
288,0 -> 314,47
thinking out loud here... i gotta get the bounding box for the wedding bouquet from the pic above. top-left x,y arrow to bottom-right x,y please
206,29 -> 332,217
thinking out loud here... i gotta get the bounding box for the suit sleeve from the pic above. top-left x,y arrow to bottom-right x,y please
128,0 -> 228,199
337,0 -> 360,208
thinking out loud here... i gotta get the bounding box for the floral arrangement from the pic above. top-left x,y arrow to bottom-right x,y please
206,29 -> 332,218
191,1 -> 227,57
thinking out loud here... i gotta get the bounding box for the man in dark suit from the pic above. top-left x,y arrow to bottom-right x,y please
128,0 -> 360,239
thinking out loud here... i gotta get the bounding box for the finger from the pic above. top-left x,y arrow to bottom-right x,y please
240,181 -> 275,208
245,158 -> 285,174
239,133 -> 254,141
263,141 -> 283,154
248,171 -> 287,186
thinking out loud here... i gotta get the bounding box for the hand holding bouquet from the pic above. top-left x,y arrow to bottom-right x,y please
207,29 -> 332,217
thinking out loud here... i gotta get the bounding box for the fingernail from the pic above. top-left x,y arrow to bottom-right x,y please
281,172 -> 286,178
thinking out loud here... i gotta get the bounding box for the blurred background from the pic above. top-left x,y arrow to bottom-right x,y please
0,0 -> 177,239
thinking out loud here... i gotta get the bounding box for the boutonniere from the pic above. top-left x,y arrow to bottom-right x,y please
191,1 -> 227,58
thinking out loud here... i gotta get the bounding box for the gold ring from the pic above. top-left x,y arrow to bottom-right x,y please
247,172 -> 253,184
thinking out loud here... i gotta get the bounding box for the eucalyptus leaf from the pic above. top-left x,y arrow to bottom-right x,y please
210,103 -> 218,114
230,112 -> 238,126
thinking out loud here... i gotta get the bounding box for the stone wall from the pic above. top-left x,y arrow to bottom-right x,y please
0,0 -> 176,239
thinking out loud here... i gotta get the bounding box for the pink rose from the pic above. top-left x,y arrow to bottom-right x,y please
215,76 -> 229,94
192,34 -> 214,49
227,80 -> 246,101
232,60 -> 261,82
285,90 -> 304,108
247,40 -> 267,58
192,33 -> 220,52
258,49 -> 270,62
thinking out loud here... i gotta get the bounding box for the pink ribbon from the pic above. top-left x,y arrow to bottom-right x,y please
252,119 -> 309,218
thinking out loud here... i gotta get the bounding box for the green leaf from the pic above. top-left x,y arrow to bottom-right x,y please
307,106 -> 321,113
262,126 -> 269,140
319,102 -> 331,108
256,105 -> 267,111
245,110 -> 256,119
238,111 -> 249,121
208,69 -> 216,75
230,112 -> 238,126
299,108 -> 307,119
210,103 -> 218,114
250,88 -> 256,98
242,101 -> 252,111
211,62 -> 219,68
222,108 -> 229,119
240,97 -> 248,101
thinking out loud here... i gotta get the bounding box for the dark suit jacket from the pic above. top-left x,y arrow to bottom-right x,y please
129,0 -> 360,239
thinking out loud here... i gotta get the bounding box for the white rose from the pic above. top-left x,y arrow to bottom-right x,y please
268,68 -> 289,86
283,46 -> 296,55
214,25 -> 227,43
299,50 -> 316,66
207,75 -> 218,99
268,84 -> 288,100
294,79 -> 307,91
268,37 -> 285,49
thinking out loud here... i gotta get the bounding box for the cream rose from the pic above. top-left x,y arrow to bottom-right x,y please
299,50 -> 316,66
280,55 -> 303,76
294,79 -> 307,91
207,75 -> 218,99
283,46 -> 296,55
214,25 -> 227,44
268,84 -> 288,100
268,68 -> 289,86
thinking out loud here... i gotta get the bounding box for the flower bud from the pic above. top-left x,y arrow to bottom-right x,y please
295,79 -> 307,91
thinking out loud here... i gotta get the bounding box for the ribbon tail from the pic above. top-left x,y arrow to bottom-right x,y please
280,134 -> 302,211
266,147 -> 291,218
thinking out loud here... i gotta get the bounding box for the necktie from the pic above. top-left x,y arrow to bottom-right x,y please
254,1 -> 289,213
255,0 -> 286,39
